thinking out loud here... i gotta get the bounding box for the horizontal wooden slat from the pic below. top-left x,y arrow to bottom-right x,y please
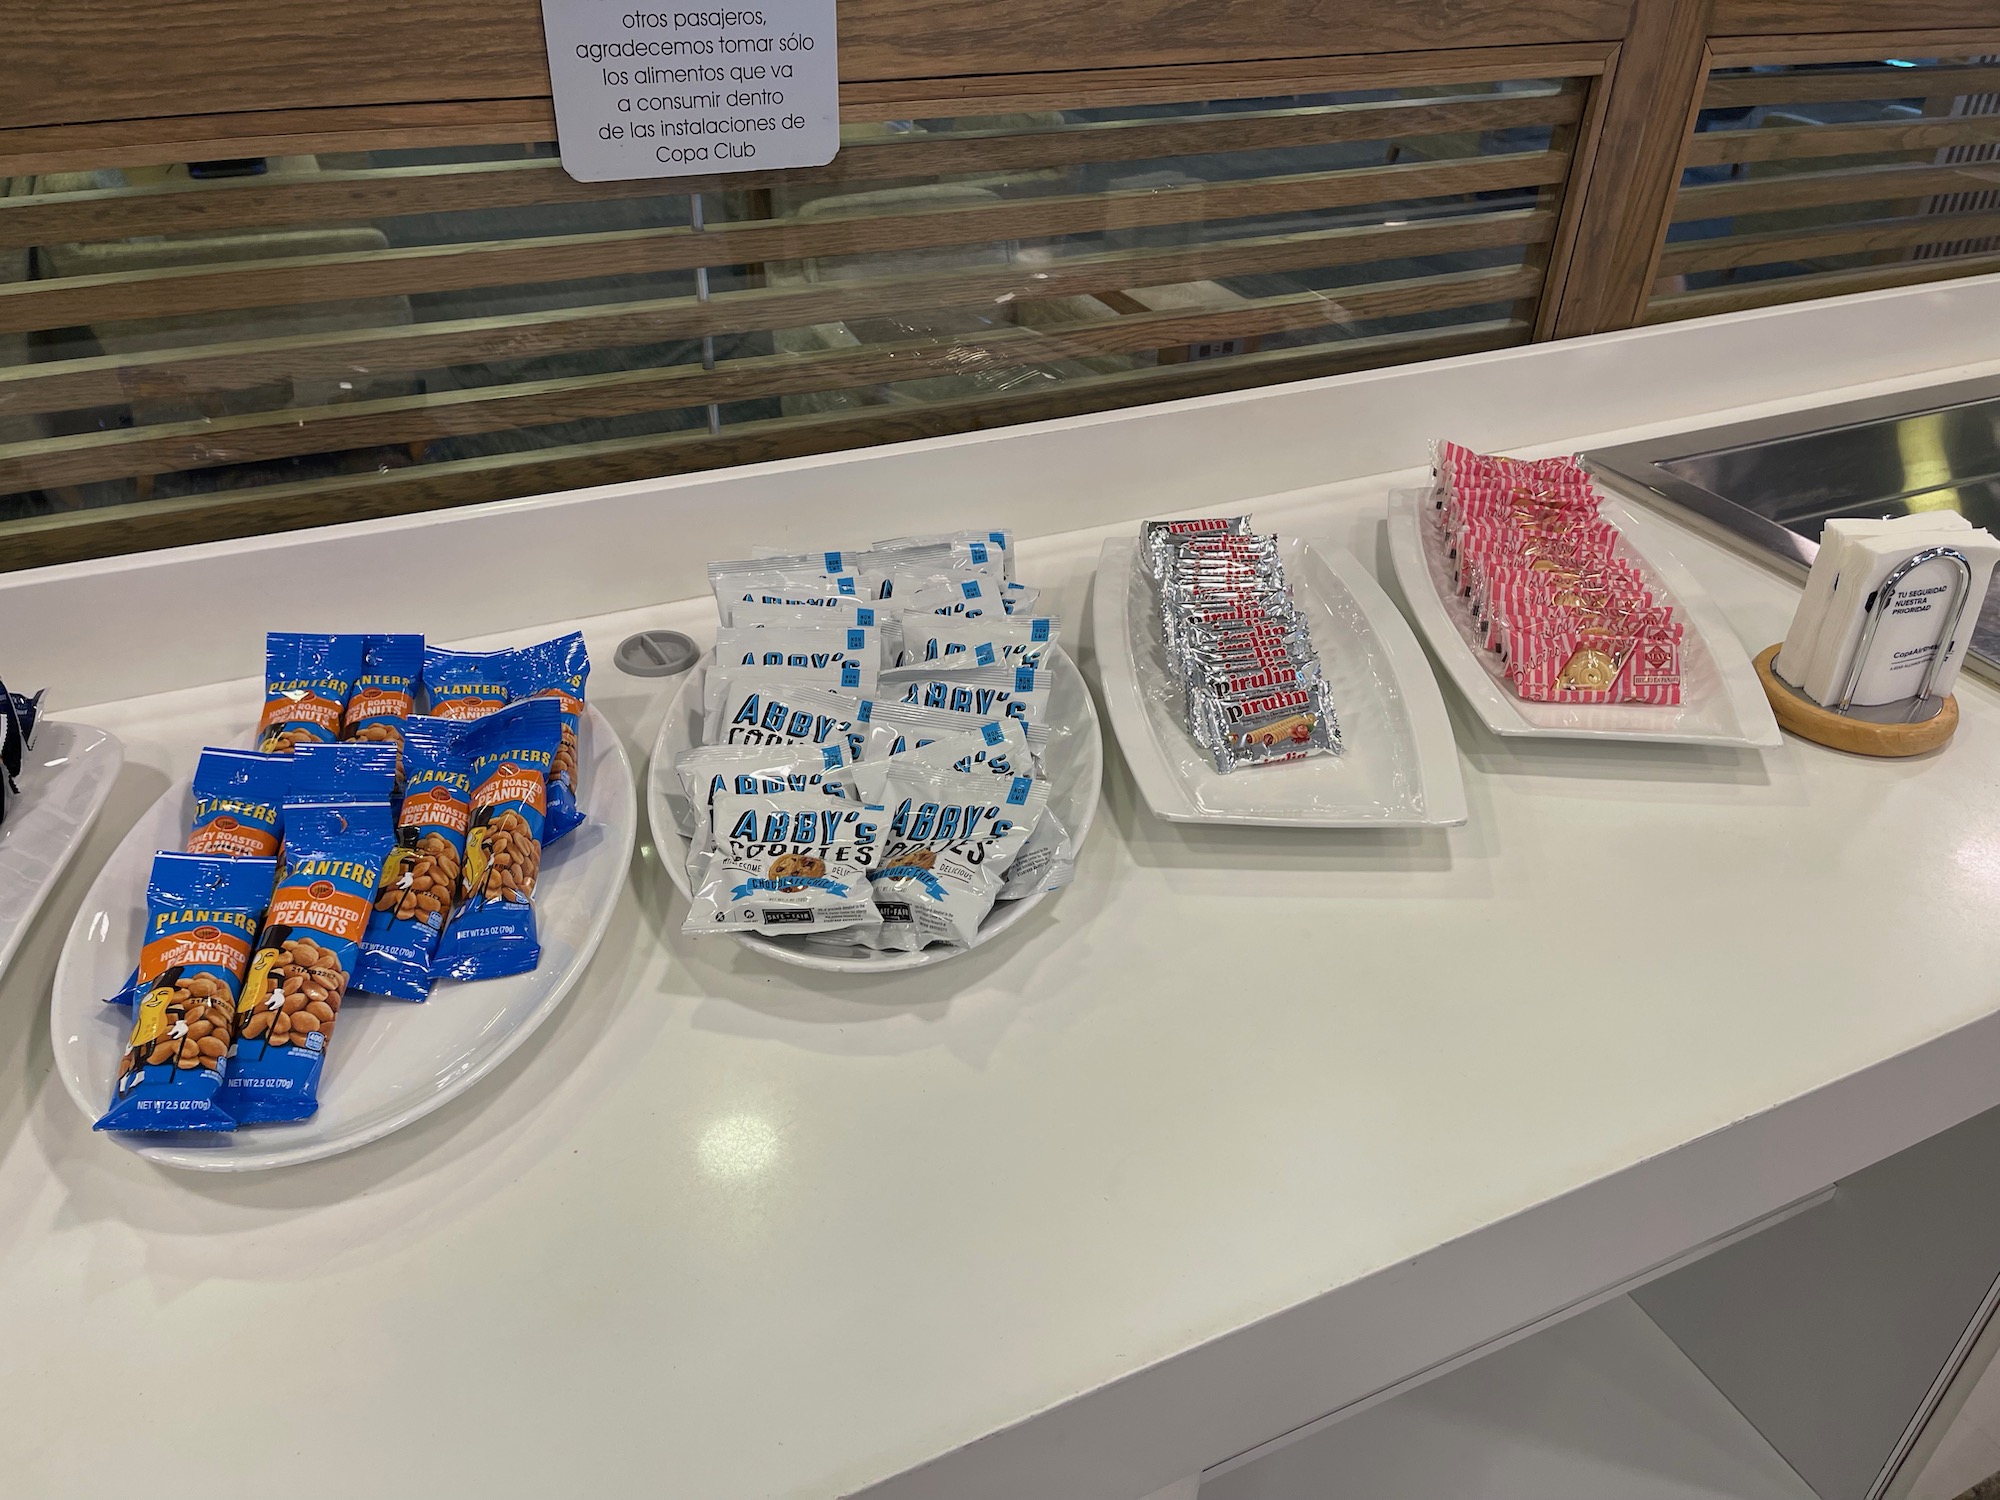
1705,31 -> 2000,67
0,320 -> 1525,570
0,89 -> 1580,251
1657,208 -> 2000,275
0,265 -> 1536,490
1646,247 -> 2000,322
6,0 -> 1629,132
1702,62 -> 2000,111
0,207 -> 1553,418
838,45 -> 1615,119
0,46 -> 1619,178
1672,160 -> 2000,223
1684,116 -> 2000,169
0,101 -> 557,180
0,148 -> 1567,335
1709,5 -> 2000,41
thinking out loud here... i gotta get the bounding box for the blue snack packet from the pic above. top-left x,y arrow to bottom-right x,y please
187,748 -> 289,860
423,645 -> 515,722
220,796 -> 394,1124
431,696 -> 561,982
510,632 -> 590,847
103,746 -> 290,1008
289,740 -> 398,802
255,632 -> 364,754
339,633 -> 424,761
352,718 -> 472,1001
96,852 -> 277,1133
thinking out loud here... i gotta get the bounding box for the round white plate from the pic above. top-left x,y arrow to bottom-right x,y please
647,647 -> 1102,972
51,706 -> 636,1172
1093,535 -> 1468,827
0,720 -> 124,982
1385,488 -> 1782,746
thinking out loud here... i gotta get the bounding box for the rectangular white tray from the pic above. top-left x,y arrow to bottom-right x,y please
1092,535 -> 1467,828
1385,488 -> 1782,747
0,720 -> 123,981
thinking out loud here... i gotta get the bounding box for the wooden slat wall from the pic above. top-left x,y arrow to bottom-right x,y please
9,0 -> 2000,571
1647,38 -> 2000,323
4,0 -> 1633,131
0,51 -> 1590,567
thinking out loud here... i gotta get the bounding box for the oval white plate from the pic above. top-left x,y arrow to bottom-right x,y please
51,706 -> 636,1172
1385,488 -> 1782,746
647,646 -> 1102,973
1093,535 -> 1467,827
0,720 -> 124,982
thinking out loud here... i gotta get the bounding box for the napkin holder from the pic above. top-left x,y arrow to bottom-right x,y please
1756,545 -> 1970,758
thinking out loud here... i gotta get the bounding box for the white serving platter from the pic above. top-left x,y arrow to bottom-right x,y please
1092,535 -> 1468,828
648,646 -> 1102,973
0,720 -> 124,980
1385,488 -> 1782,747
51,705 -> 636,1172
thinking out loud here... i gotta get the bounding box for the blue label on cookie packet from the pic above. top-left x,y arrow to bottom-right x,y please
847,628 -> 865,650
969,543 -> 988,564
838,575 -> 857,596
975,643 -> 996,666
981,722 -> 1004,747
840,663 -> 861,687
960,580 -> 981,600
855,607 -> 875,626
1030,618 -> 1052,642
820,744 -> 845,770
1014,666 -> 1036,692
823,551 -> 843,572
1006,776 -> 1033,806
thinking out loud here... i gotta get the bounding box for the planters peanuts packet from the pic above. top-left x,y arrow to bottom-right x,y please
341,634 -> 424,762
220,795 -> 394,1124
423,645 -> 515,721
187,748 -> 289,859
96,852 -> 277,1133
431,696 -> 561,982
352,717 -> 472,1001
256,632 -> 364,753
512,632 -> 590,847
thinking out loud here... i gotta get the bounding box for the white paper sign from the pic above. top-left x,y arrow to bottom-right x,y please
540,0 -> 839,182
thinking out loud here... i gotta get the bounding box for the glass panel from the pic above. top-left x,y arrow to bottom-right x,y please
0,77 -> 1575,563
1659,55 -> 2000,301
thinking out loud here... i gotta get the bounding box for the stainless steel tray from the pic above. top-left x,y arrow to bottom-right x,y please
1584,374 -> 2000,684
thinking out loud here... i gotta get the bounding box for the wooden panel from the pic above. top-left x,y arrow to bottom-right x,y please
1532,63 -> 1621,340
1702,62 -> 2000,110
4,0 -> 1632,132
1656,208 -> 2000,275
0,149 -> 1568,335
0,321 -> 1525,570
1684,116 -> 2000,168
1548,0 -> 1716,336
1672,161 -> 2000,223
0,46 -> 1617,178
837,45 -> 1616,119
0,209 -> 1554,419
1711,2 -> 2000,38
0,101 -> 558,180
0,89 -> 1581,250
1706,30 -> 2000,66
0,267 -> 1536,489
1646,248 -> 2000,321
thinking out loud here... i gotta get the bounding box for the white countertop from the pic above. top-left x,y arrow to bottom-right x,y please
8,278 -> 2000,1500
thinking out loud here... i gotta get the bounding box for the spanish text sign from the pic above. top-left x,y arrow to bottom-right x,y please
540,0 -> 839,182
